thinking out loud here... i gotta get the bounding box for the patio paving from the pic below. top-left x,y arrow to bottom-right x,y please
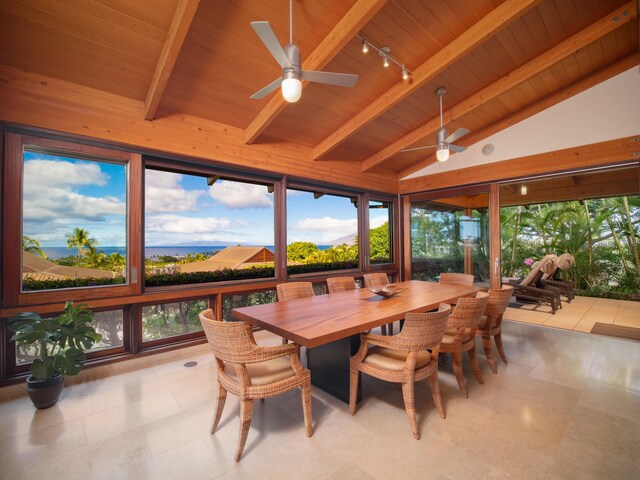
505,295 -> 639,333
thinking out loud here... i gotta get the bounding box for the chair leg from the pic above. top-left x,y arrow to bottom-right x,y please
494,332 -> 508,364
211,381 -> 227,434
349,368 -> 359,415
468,345 -> 484,385
401,381 -> 419,440
452,352 -> 467,398
235,399 -> 254,462
381,324 -> 387,336
301,382 -> 313,437
427,371 -> 446,419
482,335 -> 497,374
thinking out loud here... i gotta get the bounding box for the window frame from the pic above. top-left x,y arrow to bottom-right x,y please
2,133 -> 142,306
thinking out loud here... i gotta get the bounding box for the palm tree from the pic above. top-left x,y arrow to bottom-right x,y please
22,235 -> 47,258
66,228 -> 97,266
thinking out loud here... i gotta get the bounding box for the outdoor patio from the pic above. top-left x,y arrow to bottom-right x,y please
505,296 -> 640,333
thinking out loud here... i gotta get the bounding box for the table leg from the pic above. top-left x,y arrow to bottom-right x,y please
307,334 -> 361,404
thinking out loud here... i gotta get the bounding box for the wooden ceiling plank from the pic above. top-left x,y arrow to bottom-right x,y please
398,52 -> 639,179
144,0 -> 200,121
399,135 -> 640,194
362,0 -> 637,172
243,0 -> 389,144
312,0 -> 541,161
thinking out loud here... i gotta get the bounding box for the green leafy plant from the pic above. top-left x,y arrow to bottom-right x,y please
9,301 -> 102,380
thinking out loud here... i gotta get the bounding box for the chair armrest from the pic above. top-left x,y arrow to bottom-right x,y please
360,332 -> 399,349
512,283 -> 559,298
247,343 -> 299,364
541,279 -> 573,290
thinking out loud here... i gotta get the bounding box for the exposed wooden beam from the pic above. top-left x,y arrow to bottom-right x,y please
244,0 -> 389,144
399,136 -> 640,194
362,1 -> 637,173
312,0 -> 541,160
144,0 -> 199,121
398,52 -> 640,179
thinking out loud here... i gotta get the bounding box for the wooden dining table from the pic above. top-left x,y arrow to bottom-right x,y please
232,280 -> 478,403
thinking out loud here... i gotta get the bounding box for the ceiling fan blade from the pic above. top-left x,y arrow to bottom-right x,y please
250,77 -> 282,99
251,21 -> 291,69
401,144 -> 437,153
449,144 -> 467,153
300,70 -> 358,88
444,127 -> 470,144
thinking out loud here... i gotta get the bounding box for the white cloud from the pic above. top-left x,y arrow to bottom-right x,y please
209,181 -> 273,209
145,170 -> 206,212
146,214 -> 231,234
290,216 -> 357,243
370,214 -> 389,229
24,159 -> 108,187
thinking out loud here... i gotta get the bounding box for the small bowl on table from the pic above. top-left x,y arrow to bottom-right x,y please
367,284 -> 407,298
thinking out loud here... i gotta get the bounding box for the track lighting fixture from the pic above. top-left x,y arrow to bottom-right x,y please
521,184 -> 528,195
356,33 -> 411,81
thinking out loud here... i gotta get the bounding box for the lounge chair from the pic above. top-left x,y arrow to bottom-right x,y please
508,255 -> 562,313
538,253 -> 575,302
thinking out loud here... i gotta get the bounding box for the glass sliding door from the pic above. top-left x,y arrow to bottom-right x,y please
409,191 -> 490,286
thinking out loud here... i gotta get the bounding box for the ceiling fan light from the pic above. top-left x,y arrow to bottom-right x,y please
436,146 -> 449,162
281,77 -> 302,103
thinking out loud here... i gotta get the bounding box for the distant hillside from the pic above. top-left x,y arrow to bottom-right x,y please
327,233 -> 356,246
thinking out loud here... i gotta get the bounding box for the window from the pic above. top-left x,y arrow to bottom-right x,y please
91,309 -> 124,351
369,200 -> 393,264
144,168 -> 275,287
286,188 -> 359,274
141,299 -> 208,342
223,289 -> 276,321
21,150 -> 127,292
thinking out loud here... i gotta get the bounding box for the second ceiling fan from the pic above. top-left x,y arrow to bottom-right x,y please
250,0 -> 358,103
402,87 -> 470,161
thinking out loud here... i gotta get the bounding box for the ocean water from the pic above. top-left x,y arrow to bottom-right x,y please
41,245 -> 331,260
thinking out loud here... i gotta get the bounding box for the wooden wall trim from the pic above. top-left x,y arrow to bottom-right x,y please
399,135 -> 640,194
489,184 -> 501,289
0,65 -> 398,194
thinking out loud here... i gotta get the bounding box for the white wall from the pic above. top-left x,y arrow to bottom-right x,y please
404,66 -> 640,179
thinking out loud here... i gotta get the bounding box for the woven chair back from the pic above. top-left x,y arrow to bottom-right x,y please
439,272 -> 474,286
448,291 -> 490,329
363,273 -> 389,288
398,303 -> 451,350
276,282 -> 315,302
327,276 -> 356,294
199,309 -> 257,364
485,285 -> 514,318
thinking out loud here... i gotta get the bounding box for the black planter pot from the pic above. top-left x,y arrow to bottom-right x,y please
26,374 -> 64,409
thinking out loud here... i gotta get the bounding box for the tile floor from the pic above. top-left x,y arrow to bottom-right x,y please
504,295 -> 639,333
1,321 -> 639,480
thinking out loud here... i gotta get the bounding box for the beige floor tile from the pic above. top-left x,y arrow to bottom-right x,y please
578,380 -> 640,422
84,392 -> 182,443
325,463 -> 376,480
573,319 -> 596,333
543,316 -> 581,329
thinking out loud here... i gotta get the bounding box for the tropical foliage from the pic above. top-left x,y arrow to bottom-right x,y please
23,235 -> 47,258
501,196 -> 640,298
142,299 -> 207,341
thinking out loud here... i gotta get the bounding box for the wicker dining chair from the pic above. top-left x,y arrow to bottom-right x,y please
276,281 -> 315,302
439,291 -> 490,398
276,282 -> 315,343
199,309 -> 313,462
439,272 -> 475,286
326,276 -> 357,294
349,304 -> 451,440
475,285 -> 514,374
363,273 -> 393,334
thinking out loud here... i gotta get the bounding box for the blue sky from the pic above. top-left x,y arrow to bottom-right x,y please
22,154 -> 387,248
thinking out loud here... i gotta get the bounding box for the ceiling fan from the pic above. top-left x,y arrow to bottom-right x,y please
249,0 -> 358,103
401,87 -> 470,162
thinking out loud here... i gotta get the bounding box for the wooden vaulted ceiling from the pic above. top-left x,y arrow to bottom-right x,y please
0,0 -> 637,180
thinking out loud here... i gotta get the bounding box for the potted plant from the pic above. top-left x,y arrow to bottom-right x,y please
9,301 -> 102,409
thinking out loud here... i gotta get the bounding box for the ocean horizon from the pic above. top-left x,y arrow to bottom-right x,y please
41,245 -> 332,260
